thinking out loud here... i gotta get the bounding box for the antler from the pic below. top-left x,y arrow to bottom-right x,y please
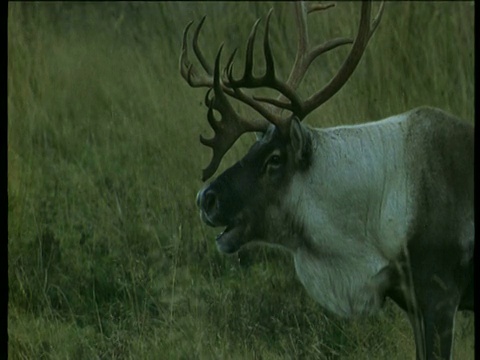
180,24 -> 271,181
180,1 -> 385,181
255,1 -> 385,118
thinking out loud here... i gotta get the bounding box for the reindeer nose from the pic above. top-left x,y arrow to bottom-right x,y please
196,188 -> 218,214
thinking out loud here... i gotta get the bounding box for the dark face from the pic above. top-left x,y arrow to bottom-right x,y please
196,118 -> 312,253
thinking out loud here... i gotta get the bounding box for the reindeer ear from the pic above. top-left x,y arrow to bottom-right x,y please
289,116 -> 312,168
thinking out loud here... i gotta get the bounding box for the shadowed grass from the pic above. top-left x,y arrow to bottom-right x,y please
8,2 -> 474,359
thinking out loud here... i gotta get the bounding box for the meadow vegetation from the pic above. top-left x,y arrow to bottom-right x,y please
8,2 -> 474,359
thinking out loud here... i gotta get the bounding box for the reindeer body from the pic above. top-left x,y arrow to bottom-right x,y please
199,105 -> 474,359
281,107 -> 473,321
180,2 -> 474,358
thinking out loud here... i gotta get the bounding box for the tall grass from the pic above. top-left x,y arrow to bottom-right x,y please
8,2 -> 474,359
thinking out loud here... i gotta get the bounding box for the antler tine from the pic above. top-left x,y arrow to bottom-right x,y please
226,17 -> 262,87
300,1 -> 385,118
370,1 -> 386,35
192,16 -> 213,76
243,18 -> 262,82
262,9 -> 276,84
179,21 -> 194,80
180,19 -> 214,87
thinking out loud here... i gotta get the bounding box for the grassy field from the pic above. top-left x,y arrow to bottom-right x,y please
8,2 -> 474,359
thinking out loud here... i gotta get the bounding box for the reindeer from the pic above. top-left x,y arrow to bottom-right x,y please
179,2 -> 474,359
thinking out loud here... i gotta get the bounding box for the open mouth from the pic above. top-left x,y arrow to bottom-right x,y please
199,210 -> 247,254
215,224 -> 244,254
215,224 -> 232,241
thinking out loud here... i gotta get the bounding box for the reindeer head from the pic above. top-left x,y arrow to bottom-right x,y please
180,1 -> 384,253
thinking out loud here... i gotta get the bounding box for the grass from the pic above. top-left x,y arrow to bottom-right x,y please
8,1 -> 474,359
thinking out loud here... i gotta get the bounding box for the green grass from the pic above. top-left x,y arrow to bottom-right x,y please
8,2 -> 474,359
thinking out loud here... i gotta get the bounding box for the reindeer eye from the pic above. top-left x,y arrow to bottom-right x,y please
269,155 -> 281,165
266,154 -> 282,168
261,150 -> 284,175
